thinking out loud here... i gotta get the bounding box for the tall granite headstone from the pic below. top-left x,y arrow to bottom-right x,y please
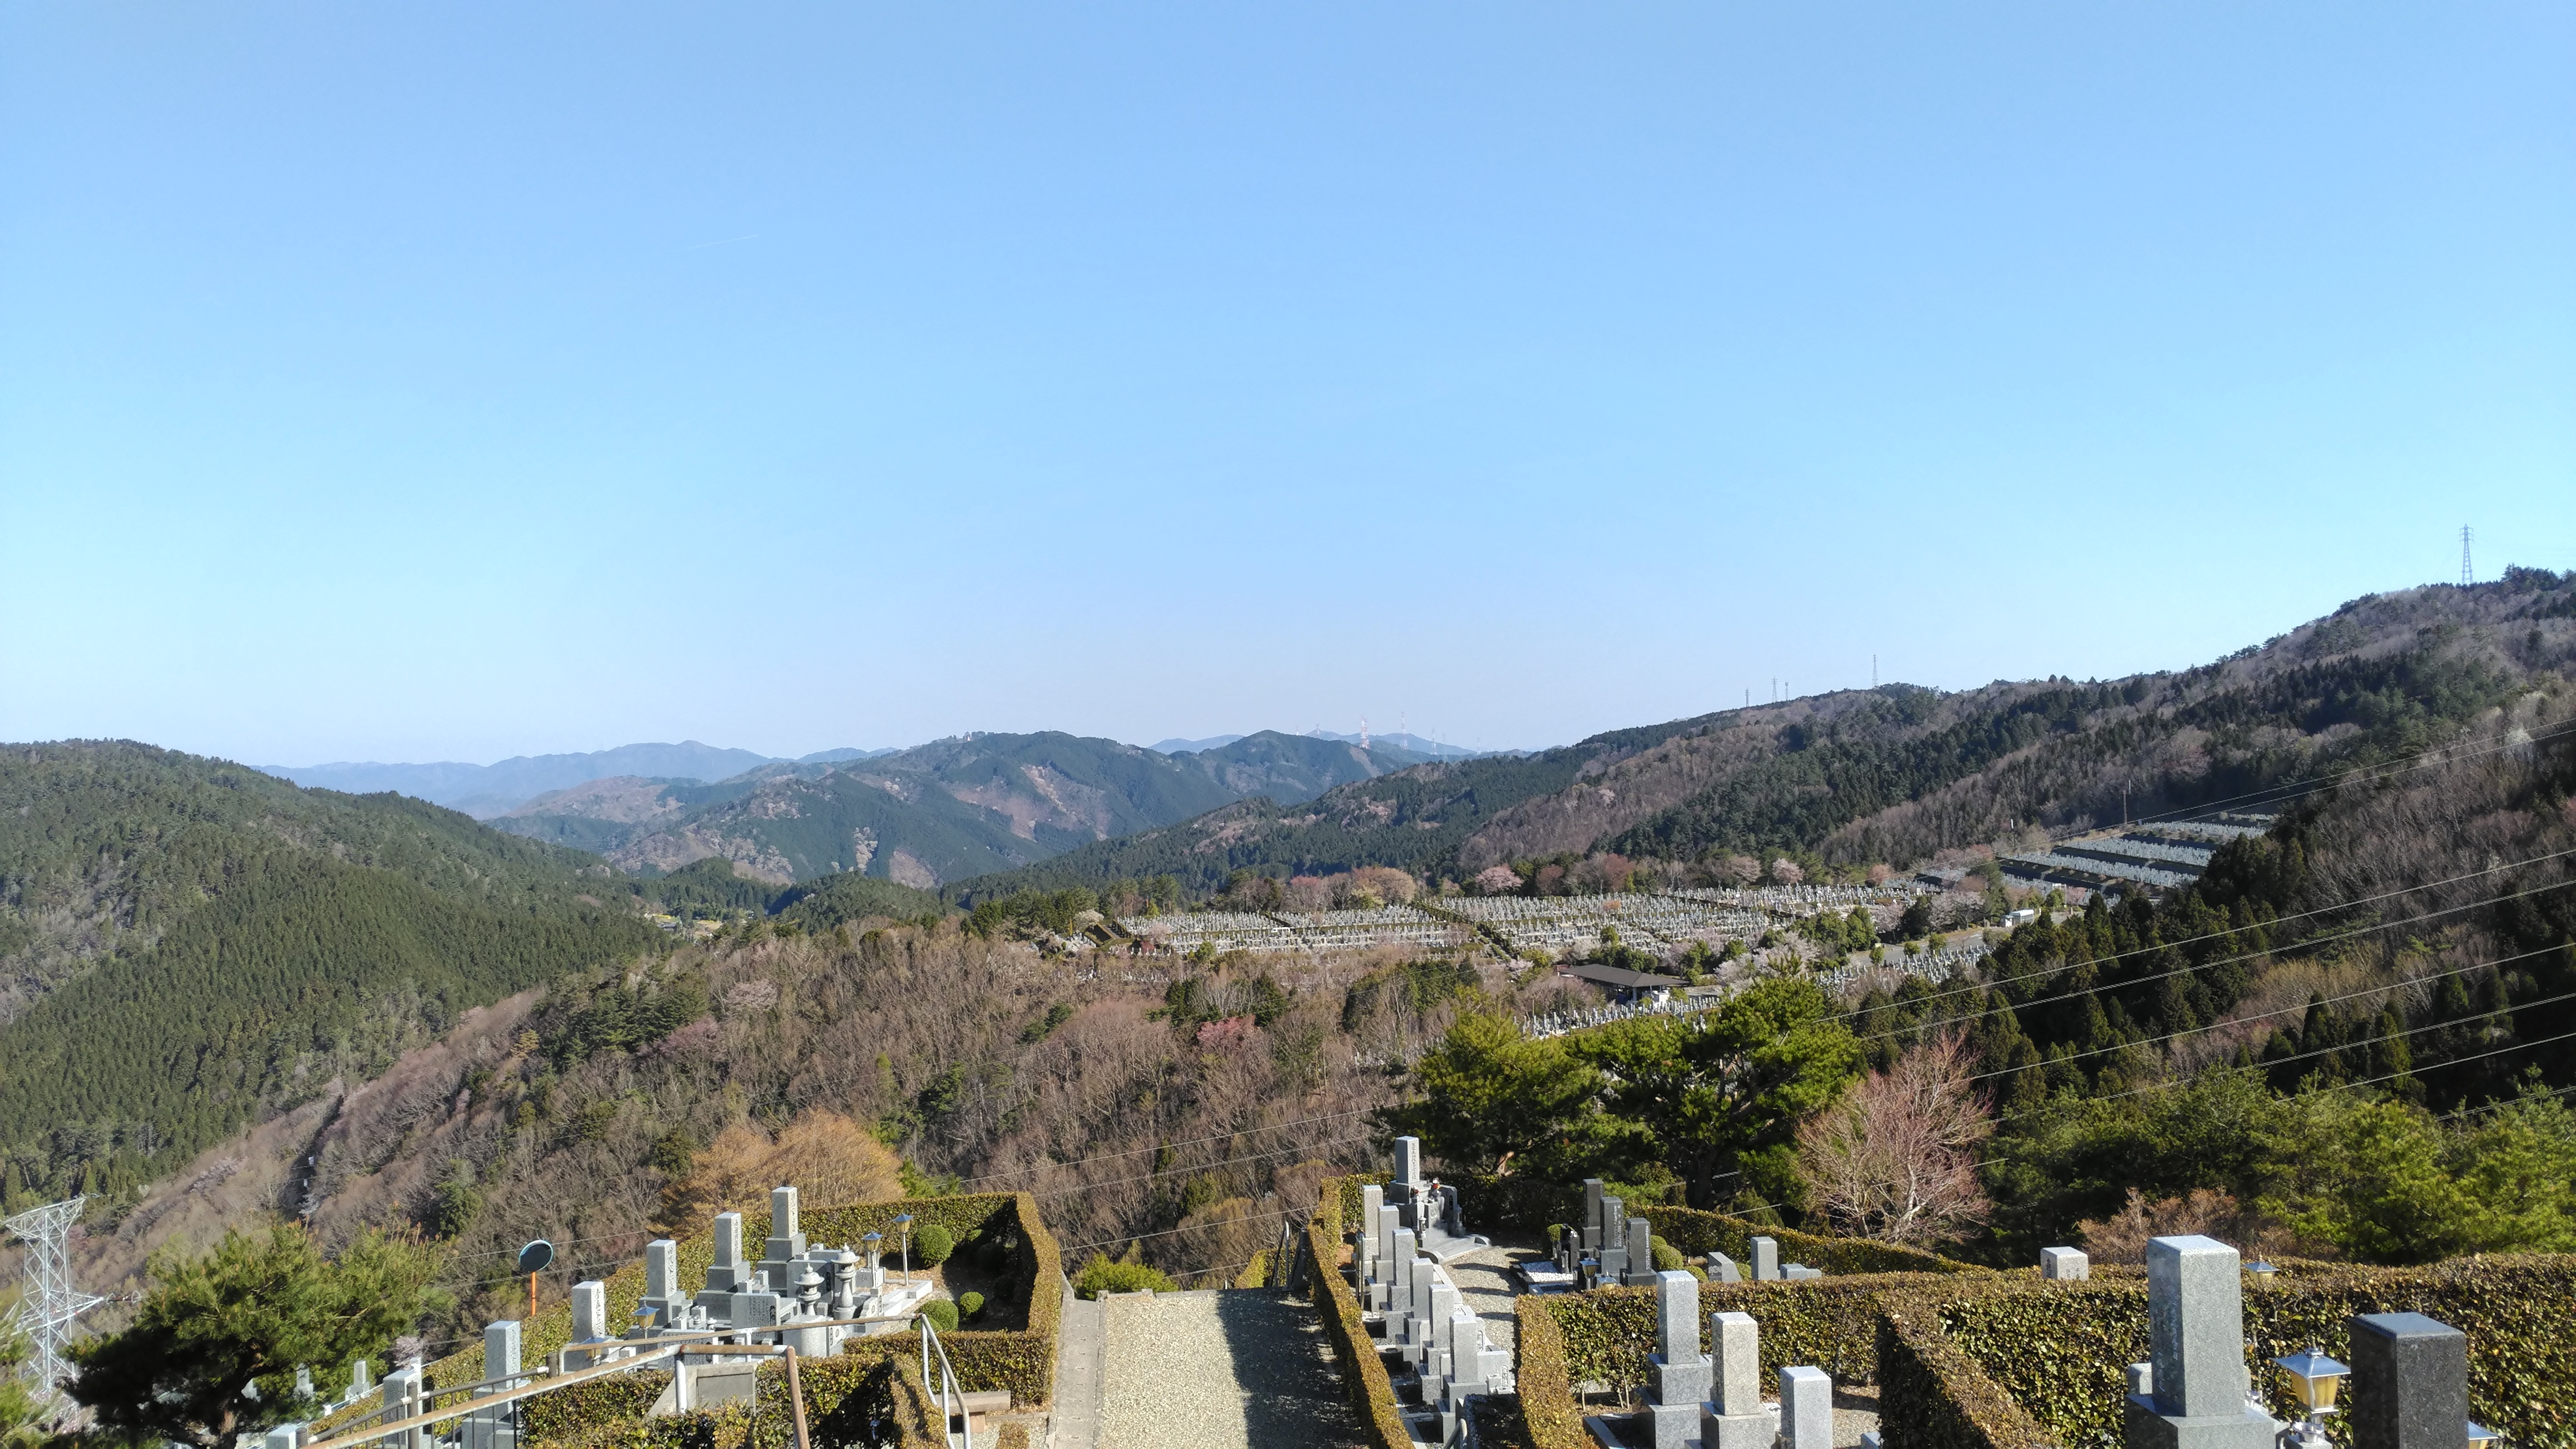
2348,1313 -> 2469,1449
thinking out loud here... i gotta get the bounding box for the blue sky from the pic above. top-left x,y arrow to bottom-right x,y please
4,3 -> 2570,765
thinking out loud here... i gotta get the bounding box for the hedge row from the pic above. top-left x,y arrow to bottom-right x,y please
1307,1173 -> 1416,1449
523,1342 -> 945,1449
1917,1256 -> 2576,1449
1517,1250 -> 2576,1449
1634,1205 -> 1979,1278
1514,1271 -> 1948,1447
1514,1294 -> 1585,1449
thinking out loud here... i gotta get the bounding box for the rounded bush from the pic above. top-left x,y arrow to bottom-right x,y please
1651,1238 -> 1687,1272
958,1291 -> 985,1321
1073,1253 -> 1177,1300
920,1299 -> 959,1334
913,1223 -> 956,1266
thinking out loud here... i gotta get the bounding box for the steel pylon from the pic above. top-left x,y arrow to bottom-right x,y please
4,1196 -> 105,1406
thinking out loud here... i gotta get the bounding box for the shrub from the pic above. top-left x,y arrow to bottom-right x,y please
1073,1254 -> 1175,1299
920,1299 -> 959,1334
913,1223 -> 956,1266
958,1291 -> 985,1321
1651,1238 -> 1686,1272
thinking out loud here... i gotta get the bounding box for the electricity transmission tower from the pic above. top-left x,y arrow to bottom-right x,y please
5,1196 -> 105,1408
2461,526 -> 2474,586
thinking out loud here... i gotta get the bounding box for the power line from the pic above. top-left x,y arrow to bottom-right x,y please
1839,873 -> 2576,1053
2000,1019 -> 2576,1125
1028,1133 -> 1375,1198
2120,715 -> 2576,831
1960,939 -> 2565,1084
956,1106 -> 1381,1184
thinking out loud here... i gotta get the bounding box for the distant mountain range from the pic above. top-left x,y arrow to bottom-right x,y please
487,729 -> 1436,887
1146,731 -> 1487,758
945,573 -> 2576,898
258,742 -> 895,818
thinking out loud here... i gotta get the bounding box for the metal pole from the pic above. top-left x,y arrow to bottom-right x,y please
782,1348 -> 810,1449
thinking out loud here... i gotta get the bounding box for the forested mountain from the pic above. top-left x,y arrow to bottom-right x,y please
493,730 -> 1431,888
942,572 -> 2576,898
0,743 -> 662,1210
260,742 -> 890,818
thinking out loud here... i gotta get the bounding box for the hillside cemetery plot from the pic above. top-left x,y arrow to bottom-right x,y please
2004,813 -> 2277,893
1120,905 -> 1469,955
1442,893 -> 1770,956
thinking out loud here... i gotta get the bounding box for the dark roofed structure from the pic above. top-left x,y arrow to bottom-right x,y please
1557,961 -> 1681,1000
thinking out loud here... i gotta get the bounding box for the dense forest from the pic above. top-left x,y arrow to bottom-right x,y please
0,744 -> 665,1211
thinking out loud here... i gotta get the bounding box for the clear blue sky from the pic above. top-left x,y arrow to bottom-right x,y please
4,3 -> 2570,765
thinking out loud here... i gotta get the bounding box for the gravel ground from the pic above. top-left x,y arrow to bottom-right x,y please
1439,1236 -> 1546,1360
1097,1289 -> 1367,1449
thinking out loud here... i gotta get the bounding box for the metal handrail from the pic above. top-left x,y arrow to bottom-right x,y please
918,1315 -> 968,1449
298,1308 -> 928,1449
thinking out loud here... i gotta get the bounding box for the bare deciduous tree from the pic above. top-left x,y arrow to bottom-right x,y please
1795,1034 -> 1993,1247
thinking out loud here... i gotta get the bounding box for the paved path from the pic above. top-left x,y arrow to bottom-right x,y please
1095,1289 -> 1366,1449
1048,1280 -> 1104,1449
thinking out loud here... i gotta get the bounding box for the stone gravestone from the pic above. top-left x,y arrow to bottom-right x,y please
466,1321 -> 522,1449
1709,1251 -> 1740,1284
566,1281 -> 611,1368
698,1211 -> 748,1319
1595,1196 -> 1628,1283
1407,1255 -> 1438,1363
2041,1246 -> 2089,1281
1750,1235 -> 1779,1283
381,1365 -> 426,1449
1624,1217 -> 1660,1287
1701,1310 -> 1778,1449
1389,1227 -> 1418,1321
2121,1235 -> 2278,1449
1780,1366 -> 1834,1449
1642,1271 -> 1712,1449
2348,1313 -> 2468,1449
1581,1179 -> 1606,1250
759,1186 -> 807,1294
1395,1135 -> 1425,1189
642,1240 -> 684,1328
1358,1184 -> 1384,1276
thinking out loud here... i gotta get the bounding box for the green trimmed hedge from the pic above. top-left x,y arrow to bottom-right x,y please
1915,1257 -> 2576,1449
1308,1174 -> 1416,1449
525,1344 -> 943,1449
1515,1271 -> 1947,1448
1636,1205 -> 1979,1277
1520,1252 -> 2576,1449
1515,1293 -> 1585,1449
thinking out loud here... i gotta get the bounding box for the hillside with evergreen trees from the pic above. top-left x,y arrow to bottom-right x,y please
0,742 -> 660,1210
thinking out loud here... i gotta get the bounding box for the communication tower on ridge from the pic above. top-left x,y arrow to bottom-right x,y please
2461,525 -> 2474,586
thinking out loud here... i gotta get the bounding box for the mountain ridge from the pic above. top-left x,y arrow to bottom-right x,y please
258,742 -> 895,818
490,729 -> 1439,887
937,572 -> 2576,899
